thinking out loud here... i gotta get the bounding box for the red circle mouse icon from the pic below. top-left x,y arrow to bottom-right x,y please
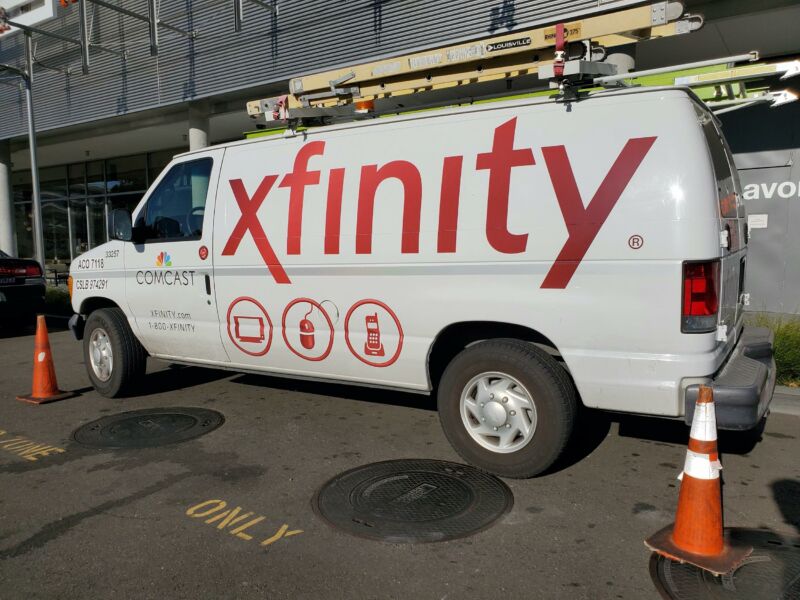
282,298 -> 334,361
299,308 -> 316,350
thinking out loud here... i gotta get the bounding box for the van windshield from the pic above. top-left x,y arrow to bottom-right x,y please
135,158 -> 213,241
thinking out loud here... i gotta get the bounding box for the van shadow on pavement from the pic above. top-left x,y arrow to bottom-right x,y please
230,372 -> 435,412
124,363 -> 232,398
231,373 -> 613,475
772,478 -> 800,534
224,374 -> 763,473
615,412 -> 764,455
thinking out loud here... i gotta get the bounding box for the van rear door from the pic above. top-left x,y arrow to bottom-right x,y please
700,112 -> 746,341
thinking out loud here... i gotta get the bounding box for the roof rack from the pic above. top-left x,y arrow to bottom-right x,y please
247,1 -> 703,125
673,60 -> 800,113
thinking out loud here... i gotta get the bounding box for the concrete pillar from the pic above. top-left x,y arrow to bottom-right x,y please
188,101 -> 210,151
0,140 -> 15,257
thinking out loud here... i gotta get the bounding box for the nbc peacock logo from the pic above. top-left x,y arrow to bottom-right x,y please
155,251 -> 172,267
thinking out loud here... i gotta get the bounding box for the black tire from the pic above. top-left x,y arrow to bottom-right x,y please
83,307 -> 147,397
437,339 -> 577,478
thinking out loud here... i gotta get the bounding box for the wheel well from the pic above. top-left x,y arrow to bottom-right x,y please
427,321 -> 564,389
80,297 -> 120,316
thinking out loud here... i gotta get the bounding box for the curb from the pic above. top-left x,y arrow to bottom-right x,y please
771,385 -> 800,418
775,385 -> 800,397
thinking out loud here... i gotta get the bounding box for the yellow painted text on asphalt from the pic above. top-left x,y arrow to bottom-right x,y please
186,499 -> 303,549
0,428 -> 65,462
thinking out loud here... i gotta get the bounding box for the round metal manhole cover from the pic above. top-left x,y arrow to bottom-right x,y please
313,459 -> 513,543
650,529 -> 800,599
72,407 -> 224,449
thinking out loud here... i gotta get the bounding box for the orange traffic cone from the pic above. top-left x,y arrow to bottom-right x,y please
16,315 -> 76,405
645,386 -> 752,575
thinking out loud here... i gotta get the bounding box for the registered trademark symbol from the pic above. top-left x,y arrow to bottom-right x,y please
628,235 -> 644,250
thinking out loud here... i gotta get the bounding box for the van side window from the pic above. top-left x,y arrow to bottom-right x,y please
135,158 -> 213,241
701,120 -> 738,218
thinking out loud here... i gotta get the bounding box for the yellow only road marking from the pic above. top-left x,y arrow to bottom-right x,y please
0,428 -> 65,462
260,523 -> 303,546
186,498 -> 303,549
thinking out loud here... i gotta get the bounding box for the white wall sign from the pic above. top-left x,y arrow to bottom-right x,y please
748,214 -> 769,229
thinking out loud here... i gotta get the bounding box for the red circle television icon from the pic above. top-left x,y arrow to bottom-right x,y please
344,299 -> 403,367
281,298 -> 335,362
226,297 -> 273,356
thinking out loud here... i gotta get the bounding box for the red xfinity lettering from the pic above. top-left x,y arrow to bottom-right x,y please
476,117 -> 535,254
222,125 -> 656,289
540,136 -> 657,288
356,160 -> 422,255
279,140 -> 325,255
437,156 -> 463,253
324,168 -> 346,255
222,176 -> 290,284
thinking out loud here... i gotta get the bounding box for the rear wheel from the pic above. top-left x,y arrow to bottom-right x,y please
437,339 -> 576,478
83,308 -> 146,397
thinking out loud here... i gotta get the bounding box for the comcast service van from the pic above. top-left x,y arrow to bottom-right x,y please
69,87 -> 775,477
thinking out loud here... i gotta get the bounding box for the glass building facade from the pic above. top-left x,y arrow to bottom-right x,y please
11,148 -> 185,274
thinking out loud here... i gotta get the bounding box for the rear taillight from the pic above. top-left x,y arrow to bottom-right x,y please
25,264 -> 42,277
682,260 -> 719,333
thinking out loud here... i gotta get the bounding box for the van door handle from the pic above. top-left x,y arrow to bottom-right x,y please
204,274 -> 211,295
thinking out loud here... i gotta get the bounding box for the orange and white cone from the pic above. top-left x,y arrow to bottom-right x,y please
645,386 -> 752,575
16,315 -> 76,405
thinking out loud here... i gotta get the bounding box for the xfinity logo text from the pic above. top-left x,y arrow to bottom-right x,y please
222,118 -> 657,289
743,181 -> 800,200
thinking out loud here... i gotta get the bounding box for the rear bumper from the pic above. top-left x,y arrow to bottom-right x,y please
684,326 -> 776,430
0,281 -> 46,318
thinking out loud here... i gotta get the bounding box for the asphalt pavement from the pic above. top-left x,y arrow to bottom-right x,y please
0,319 -> 798,600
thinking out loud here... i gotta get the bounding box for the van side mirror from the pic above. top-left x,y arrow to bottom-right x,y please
109,209 -> 132,241
131,222 -> 148,245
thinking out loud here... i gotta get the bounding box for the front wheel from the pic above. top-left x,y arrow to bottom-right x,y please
83,307 -> 147,397
437,339 -> 577,478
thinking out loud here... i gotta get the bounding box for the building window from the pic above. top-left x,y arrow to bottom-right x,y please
11,148 -> 185,267
39,165 -> 68,200
88,197 -> 107,247
86,160 -> 106,196
70,198 -> 89,256
106,154 -> 147,194
68,163 -> 87,197
42,201 -> 70,266
148,149 -> 177,185
11,170 -> 31,203
13,203 -> 34,259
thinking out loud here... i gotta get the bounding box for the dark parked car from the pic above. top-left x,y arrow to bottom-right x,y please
0,250 -> 46,326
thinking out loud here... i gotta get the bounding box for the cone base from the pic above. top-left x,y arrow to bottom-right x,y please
16,390 -> 77,405
645,524 -> 753,576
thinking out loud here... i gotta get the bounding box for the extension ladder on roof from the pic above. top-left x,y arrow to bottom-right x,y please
247,1 -> 703,124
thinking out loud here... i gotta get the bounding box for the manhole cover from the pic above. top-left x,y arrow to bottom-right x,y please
72,407 -> 224,448
313,459 -> 513,543
650,529 -> 800,599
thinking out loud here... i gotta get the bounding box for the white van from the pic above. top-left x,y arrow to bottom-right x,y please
68,86 -> 775,477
